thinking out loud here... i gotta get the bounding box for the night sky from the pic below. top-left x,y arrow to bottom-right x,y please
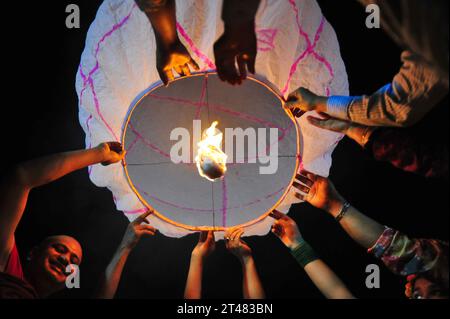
1,0 -> 448,299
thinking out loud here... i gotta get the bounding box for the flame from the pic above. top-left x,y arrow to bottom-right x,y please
195,121 -> 228,182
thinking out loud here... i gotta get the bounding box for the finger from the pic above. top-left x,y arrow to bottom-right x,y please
307,116 -> 338,132
189,58 -> 200,71
181,64 -> 191,76
237,55 -> 247,80
174,65 -> 183,76
294,192 -> 305,201
222,59 -> 240,85
158,68 -> 169,86
292,109 -> 305,118
139,225 -> 157,233
230,228 -> 242,241
206,231 -> 215,243
269,210 -> 284,220
247,53 -> 256,74
299,170 -> 317,182
295,174 -> 314,187
224,228 -> 233,239
165,70 -> 175,84
232,229 -> 244,241
292,181 -> 310,194
134,210 -> 153,224
141,229 -> 156,236
199,231 -> 208,243
108,142 -> 123,152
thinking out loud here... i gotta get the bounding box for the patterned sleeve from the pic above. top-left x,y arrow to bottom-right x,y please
368,227 -> 446,277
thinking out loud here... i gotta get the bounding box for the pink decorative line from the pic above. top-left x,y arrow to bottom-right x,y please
126,135 -> 139,153
89,79 -> 119,141
281,1 -> 335,96
128,123 -> 171,158
78,4 -> 137,142
80,4 -> 137,89
85,115 -> 93,175
288,0 -> 312,47
222,178 -> 228,227
176,22 -> 216,70
256,28 -> 278,52
148,94 -> 283,131
134,182 -> 291,214
194,76 -> 208,119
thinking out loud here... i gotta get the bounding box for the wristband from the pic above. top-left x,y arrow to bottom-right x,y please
290,239 -> 319,268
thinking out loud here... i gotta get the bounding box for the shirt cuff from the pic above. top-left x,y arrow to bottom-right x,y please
326,96 -> 353,119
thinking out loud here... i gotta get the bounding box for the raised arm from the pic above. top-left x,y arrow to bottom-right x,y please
135,0 -> 199,86
214,0 -> 260,85
225,228 -> 265,299
270,210 -> 354,299
286,51 -> 448,127
96,211 -> 156,299
292,171 -> 389,250
0,142 -> 125,271
184,231 -> 215,299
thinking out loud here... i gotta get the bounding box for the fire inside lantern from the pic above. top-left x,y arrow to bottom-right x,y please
195,121 -> 228,182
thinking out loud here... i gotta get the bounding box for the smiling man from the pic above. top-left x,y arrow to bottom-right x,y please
0,142 -> 125,298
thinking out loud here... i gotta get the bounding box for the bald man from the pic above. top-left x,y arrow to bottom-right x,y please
0,142 -> 125,298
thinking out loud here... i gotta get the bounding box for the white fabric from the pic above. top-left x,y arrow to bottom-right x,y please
76,0 -> 348,239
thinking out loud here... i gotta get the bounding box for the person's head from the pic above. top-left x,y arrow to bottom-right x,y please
25,235 -> 83,297
406,241 -> 449,299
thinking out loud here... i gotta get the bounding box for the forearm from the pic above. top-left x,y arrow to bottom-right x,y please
241,257 -> 265,299
334,205 -> 386,250
291,240 -> 353,299
326,51 -> 447,127
222,0 -> 260,27
138,0 -> 178,47
304,260 -> 354,299
96,245 -> 132,299
19,147 -> 106,189
184,255 -> 204,299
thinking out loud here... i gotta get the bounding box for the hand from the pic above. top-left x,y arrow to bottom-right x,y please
98,142 -> 126,166
307,114 -> 375,147
156,40 -> 200,86
214,21 -> 257,85
192,231 -> 215,260
285,88 -> 328,116
225,228 -> 252,262
269,210 -> 303,250
120,210 -> 157,250
292,171 -> 346,217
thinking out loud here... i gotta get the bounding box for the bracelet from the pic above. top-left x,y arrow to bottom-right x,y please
335,201 -> 351,222
290,239 -> 319,268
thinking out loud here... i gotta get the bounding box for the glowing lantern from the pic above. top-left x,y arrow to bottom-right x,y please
195,121 -> 228,181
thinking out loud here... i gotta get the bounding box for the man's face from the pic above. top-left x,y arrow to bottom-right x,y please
30,236 -> 83,290
407,276 -> 448,299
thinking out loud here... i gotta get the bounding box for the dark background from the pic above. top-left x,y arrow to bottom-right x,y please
1,0 -> 448,299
